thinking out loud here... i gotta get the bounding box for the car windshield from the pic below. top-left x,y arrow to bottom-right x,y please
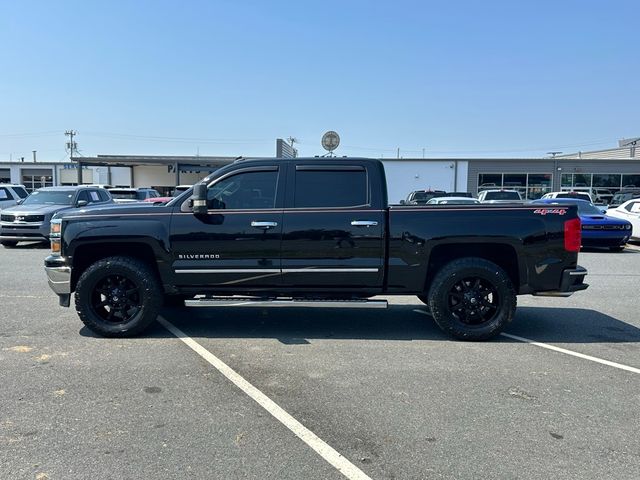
484,191 -> 520,200
22,190 -> 74,205
556,192 -> 591,202
109,190 -> 138,200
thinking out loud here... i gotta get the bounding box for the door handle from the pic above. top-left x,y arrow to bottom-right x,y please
251,221 -> 278,229
351,220 -> 378,227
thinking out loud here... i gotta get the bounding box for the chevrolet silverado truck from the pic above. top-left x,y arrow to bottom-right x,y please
44,158 -> 588,340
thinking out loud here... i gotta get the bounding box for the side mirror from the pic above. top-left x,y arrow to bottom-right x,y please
16,198 -> 24,205
76,199 -> 89,208
192,183 -> 208,215
399,200 -> 406,205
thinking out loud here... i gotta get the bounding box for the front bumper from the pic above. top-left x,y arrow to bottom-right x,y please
532,266 -> 589,297
44,255 -> 71,306
0,221 -> 49,242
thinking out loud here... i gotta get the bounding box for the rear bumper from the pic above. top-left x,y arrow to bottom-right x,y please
44,255 -> 71,306
532,266 -> 588,297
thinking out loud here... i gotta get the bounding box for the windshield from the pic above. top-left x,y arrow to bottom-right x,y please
22,190 -> 74,205
484,191 -> 520,200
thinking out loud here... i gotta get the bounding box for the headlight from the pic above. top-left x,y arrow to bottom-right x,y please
50,218 -> 62,255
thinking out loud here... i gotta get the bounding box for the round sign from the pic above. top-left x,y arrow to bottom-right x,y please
321,131 -> 340,152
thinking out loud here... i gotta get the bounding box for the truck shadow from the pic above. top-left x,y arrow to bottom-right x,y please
137,305 -> 640,344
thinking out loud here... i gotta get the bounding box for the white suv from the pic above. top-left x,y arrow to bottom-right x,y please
0,184 -> 29,210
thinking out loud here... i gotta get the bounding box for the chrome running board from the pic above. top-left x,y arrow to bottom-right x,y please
184,297 -> 388,309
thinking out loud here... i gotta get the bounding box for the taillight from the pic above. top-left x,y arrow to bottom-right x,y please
564,218 -> 581,252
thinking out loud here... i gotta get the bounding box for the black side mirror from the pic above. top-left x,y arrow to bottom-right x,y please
192,183 -> 208,215
76,199 -> 89,208
399,200 -> 406,205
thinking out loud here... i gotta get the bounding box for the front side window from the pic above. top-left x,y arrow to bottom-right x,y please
10,187 -> 28,199
294,168 -> 367,208
207,170 -> 278,210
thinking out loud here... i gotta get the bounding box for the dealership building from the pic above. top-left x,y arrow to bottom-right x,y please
2,138 -> 639,202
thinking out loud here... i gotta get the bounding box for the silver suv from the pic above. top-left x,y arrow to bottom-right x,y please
0,184 -> 29,210
0,186 -> 113,247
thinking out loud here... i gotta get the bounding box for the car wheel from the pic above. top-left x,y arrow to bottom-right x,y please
75,256 -> 162,337
1,241 -> 18,248
609,246 -> 625,252
427,257 -> 516,341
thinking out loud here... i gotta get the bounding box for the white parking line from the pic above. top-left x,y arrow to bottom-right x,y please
500,332 -> 640,374
413,308 -> 640,374
157,316 -> 373,480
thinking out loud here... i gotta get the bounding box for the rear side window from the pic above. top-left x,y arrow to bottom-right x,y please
294,168 -> 367,208
98,189 -> 110,202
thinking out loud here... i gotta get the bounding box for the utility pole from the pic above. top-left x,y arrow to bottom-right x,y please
287,137 -> 298,158
65,130 -> 80,184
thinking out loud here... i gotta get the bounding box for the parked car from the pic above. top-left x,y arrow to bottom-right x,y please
561,187 -> 613,204
172,185 -> 192,196
426,196 -> 481,205
45,158 -> 588,341
542,191 -> 593,202
0,186 -> 113,247
143,196 -> 173,204
477,189 -> 523,203
0,184 -> 29,210
403,190 -> 447,205
107,187 -> 161,203
608,189 -> 640,208
531,198 -> 632,251
606,199 -> 640,241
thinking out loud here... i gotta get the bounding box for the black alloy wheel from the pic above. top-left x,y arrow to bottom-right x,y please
446,276 -> 500,326
90,274 -> 141,324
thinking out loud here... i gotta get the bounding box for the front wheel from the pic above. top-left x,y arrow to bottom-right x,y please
1,240 -> 18,248
75,256 -> 163,337
427,257 -> 516,341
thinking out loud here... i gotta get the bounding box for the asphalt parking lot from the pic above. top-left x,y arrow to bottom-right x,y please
1,244 -> 639,480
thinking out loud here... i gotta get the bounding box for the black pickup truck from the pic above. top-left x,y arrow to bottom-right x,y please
44,158 -> 588,340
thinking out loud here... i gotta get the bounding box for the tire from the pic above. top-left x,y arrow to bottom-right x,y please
75,256 -> 163,337
1,241 -> 18,248
427,257 -> 516,341
609,246 -> 625,252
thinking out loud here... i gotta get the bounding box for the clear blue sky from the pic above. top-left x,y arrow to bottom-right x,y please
1,0 -> 638,160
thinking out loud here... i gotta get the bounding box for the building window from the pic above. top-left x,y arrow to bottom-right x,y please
0,168 -> 9,184
622,175 -> 640,189
21,169 -> 53,192
477,173 -> 552,199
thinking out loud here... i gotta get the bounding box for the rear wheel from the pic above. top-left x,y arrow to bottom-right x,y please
1,240 -> 18,248
75,256 -> 162,337
427,257 -> 516,341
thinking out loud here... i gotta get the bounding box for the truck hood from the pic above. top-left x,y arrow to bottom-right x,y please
1,203 -> 74,216
54,202 -> 169,219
